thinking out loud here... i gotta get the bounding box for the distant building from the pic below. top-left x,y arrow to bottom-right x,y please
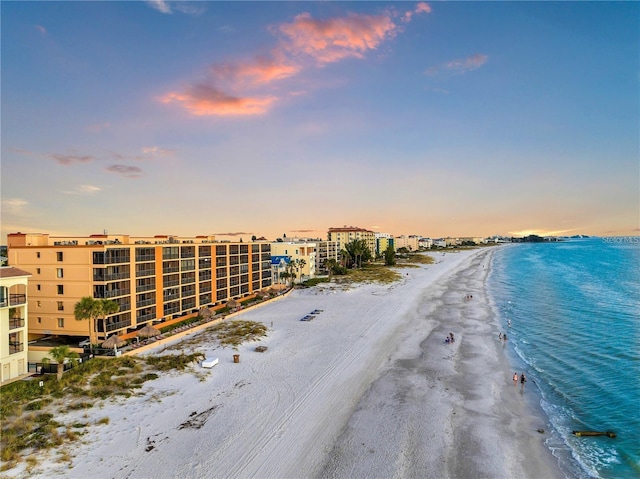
418,237 -> 433,249
7,232 -> 272,343
375,233 -> 394,256
328,226 -> 376,261
1,267 -> 31,383
394,235 -> 420,251
270,241 -> 317,282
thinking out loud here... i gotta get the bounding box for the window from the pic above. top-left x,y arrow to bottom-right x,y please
37,301 -> 41,307
57,268 -> 64,278
37,252 -> 41,258
57,318 -> 64,328
38,317 -> 42,323
57,251 -> 63,261
57,301 -> 64,311
36,268 -> 41,274
37,284 -> 41,291
57,285 -> 64,294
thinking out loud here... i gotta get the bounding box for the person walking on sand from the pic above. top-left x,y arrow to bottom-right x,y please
513,373 -> 518,384
520,373 -> 527,388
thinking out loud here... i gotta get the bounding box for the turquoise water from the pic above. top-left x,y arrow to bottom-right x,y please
488,239 -> 640,479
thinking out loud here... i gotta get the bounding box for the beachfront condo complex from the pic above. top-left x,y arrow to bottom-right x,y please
6,233 -> 272,344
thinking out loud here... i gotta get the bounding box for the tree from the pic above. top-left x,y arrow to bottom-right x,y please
44,345 -> 78,381
74,297 -> 120,349
294,258 -> 306,283
384,245 -> 396,266
343,239 -> 371,268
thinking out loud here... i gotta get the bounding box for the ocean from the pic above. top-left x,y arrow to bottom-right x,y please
487,238 -> 640,479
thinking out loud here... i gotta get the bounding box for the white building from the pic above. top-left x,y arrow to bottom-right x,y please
1,267 -> 31,383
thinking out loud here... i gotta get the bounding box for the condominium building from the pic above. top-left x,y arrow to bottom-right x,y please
7,233 -> 272,342
394,235 -> 420,251
314,240 -> 338,275
375,233 -> 395,256
270,241 -> 317,282
1,267 -> 31,383
327,226 -> 376,260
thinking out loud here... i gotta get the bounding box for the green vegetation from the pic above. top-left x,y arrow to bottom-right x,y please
74,296 -> 120,349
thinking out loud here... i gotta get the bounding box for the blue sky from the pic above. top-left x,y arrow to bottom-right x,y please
2,1 -> 638,241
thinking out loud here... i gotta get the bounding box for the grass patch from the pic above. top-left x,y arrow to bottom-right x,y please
336,263 -> 402,285
301,277 -> 329,287
208,320 -> 268,349
144,352 -> 204,371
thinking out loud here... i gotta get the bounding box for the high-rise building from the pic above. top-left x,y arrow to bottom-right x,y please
7,233 -> 272,342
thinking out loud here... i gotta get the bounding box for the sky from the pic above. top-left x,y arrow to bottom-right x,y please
1,1 -> 638,242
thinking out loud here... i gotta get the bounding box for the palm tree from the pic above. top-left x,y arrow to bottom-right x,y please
324,258 -> 338,280
44,345 -> 79,381
295,258 -> 307,283
74,297 -> 120,350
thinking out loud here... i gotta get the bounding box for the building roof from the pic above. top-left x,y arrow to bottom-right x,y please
0,266 -> 32,278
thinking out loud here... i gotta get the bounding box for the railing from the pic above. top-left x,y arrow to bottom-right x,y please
136,284 -> 155,293
136,298 -> 155,308
163,279 -> 180,287
137,311 -> 156,322
105,319 -> 132,332
104,273 -> 130,281
9,294 -> 27,306
105,289 -> 130,298
9,342 -> 24,354
162,267 -> 179,274
9,318 -> 25,329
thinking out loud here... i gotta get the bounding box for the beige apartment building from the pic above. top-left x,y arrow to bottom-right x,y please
7,233 -> 272,343
327,226 -> 376,260
1,267 -> 31,383
270,241 -> 317,282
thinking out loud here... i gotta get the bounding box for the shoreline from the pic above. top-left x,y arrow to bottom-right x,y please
18,247 -> 564,479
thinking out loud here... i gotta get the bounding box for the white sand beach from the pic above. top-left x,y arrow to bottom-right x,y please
23,248 -> 564,479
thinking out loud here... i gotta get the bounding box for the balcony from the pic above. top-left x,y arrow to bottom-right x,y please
9,318 -> 25,329
105,319 -> 132,333
105,289 -> 130,298
9,294 -> 26,306
162,266 -> 180,274
104,273 -> 130,281
9,342 -> 24,354
136,298 -> 155,308
137,311 -> 156,322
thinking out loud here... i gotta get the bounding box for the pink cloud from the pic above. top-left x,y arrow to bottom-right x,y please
161,4 -> 430,117
212,56 -> 301,85
402,2 -> 431,22
161,84 -> 276,116
276,11 -> 398,64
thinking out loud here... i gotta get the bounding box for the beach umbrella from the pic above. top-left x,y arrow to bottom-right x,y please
200,307 -> 213,319
137,324 -> 161,338
102,335 -> 126,348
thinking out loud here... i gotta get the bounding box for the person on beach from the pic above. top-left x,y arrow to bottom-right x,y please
449,332 -> 455,343
520,373 -> 526,388
499,332 -> 503,340
513,373 -> 518,384
503,333 -> 507,342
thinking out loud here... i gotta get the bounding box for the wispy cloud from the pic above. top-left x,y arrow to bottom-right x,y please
215,232 -> 254,237
35,25 -> 47,35
2,198 -> 29,211
50,153 -> 95,165
141,146 -> 176,157
146,1 -> 205,16
62,185 -> 102,195
161,3 -> 431,117
425,53 -> 488,76
146,1 -> 171,14
105,164 -> 143,178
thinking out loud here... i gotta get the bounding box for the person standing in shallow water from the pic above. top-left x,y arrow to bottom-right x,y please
513,373 -> 518,384
520,373 -> 526,389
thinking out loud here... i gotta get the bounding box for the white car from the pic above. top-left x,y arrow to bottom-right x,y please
78,339 -> 91,347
